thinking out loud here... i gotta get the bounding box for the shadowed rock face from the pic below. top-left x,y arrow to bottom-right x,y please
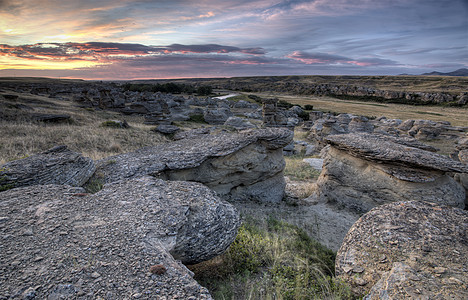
314,133 -> 467,212
0,177 -> 240,299
336,201 -> 468,299
0,145 -> 95,189
97,128 -> 294,202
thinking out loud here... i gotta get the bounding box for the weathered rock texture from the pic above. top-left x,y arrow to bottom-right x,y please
0,145 -> 95,189
97,128 -> 294,202
336,201 -> 468,299
0,176 -> 240,299
315,133 -> 467,212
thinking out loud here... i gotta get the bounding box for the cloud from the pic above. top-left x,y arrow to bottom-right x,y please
286,51 -> 398,66
0,42 -> 266,61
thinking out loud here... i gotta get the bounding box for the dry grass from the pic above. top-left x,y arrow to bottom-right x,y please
0,94 -> 166,164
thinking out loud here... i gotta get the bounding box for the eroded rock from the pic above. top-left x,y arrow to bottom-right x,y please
0,177 -> 240,298
97,128 -> 293,202
314,133 -> 466,212
336,201 -> 468,299
0,145 -> 95,189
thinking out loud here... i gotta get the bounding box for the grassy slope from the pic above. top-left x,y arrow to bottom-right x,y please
0,92 -> 166,164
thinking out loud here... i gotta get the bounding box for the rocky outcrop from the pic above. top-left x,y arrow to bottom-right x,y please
0,145 -> 95,189
223,116 -> 256,129
0,176 -> 240,299
314,133 -> 467,212
203,107 -> 232,124
336,201 -> 468,299
97,128 -> 293,202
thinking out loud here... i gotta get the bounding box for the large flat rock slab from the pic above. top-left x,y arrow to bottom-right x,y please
0,145 -> 95,189
336,201 -> 468,299
0,177 -> 240,299
325,133 -> 468,173
97,128 -> 294,202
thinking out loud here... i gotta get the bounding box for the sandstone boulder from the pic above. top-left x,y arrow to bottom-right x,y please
97,128 -> 293,202
223,116 -> 256,129
314,133 -> 466,212
152,124 -> 180,135
0,145 -> 95,189
0,176 -> 240,298
336,201 -> 468,299
203,108 -> 232,124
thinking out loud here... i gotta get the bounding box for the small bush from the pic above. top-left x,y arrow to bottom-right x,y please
297,110 -> 310,121
188,114 -> 207,123
304,104 -> 314,110
197,86 -> 213,96
248,94 -> 263,103
83,172 -> 105,193
278,100 -> 294,109
0,168 -> 15,192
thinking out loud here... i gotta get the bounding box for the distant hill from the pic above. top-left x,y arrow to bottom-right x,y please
421,68 -> 468,76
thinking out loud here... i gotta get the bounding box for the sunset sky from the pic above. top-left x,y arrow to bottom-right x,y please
0,0 -> 467,80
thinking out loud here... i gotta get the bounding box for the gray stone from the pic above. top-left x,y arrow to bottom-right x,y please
97,128 -> 293,202
0,145 -> 95,189
31,113 -> 71,123
223,116 -> 256,129
0,177 -> 239,298
203,108 -> 232,125
153,124 -> 180,134
302,158 -> 323,171
314,133 -> 466,212
336,201 -> 468,299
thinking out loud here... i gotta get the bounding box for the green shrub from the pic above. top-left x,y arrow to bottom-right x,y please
278,100 -> 294,109
190,217 -> 356,300
0,168 -> 15,192
197,86 -> 213,96
304,104 -> 314,110
188,114 -> 207,123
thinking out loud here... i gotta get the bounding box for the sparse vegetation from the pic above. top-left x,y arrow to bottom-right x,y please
284,156 -> 321,181
189,216 -> 355,300
0,167 -> 15,192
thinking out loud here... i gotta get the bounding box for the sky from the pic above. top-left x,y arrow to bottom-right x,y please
0,0 -> 467,80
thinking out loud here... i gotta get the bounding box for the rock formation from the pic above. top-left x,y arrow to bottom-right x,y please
0,145 -> 95,189
97,128 -> 293,202
314,133 -> 467,212
336,201 -> 468,299
0,176 -> 240,299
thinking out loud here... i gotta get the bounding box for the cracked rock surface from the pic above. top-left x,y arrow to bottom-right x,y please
336,200 -> 468,299
0,177 -> 240,299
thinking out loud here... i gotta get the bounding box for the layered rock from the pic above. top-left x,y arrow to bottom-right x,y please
0,177 -> 240,299
0,145 -> 95,189
314,133 -> 467,212
97,128 -> 293,202
336,201 -> 468,299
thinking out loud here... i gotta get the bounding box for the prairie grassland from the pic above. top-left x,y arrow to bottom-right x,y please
254,93 -> 468,126
0,94 -> 166,164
